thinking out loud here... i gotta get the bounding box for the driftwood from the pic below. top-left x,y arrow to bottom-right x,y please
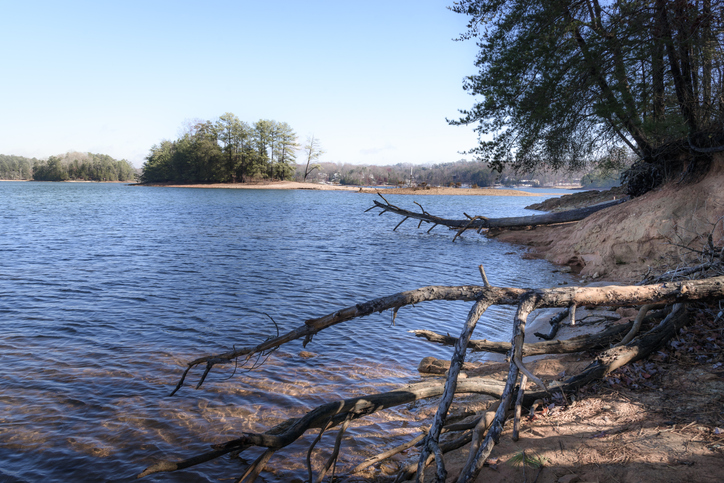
169,277 -> 723,396
138,377 -> 505,479
522,303 -> 688,403
411,321 -> 633,356
142,276 -> 724,482
455,303 -> 691,483
168,285 -> 526,396
366,194 -> 627,240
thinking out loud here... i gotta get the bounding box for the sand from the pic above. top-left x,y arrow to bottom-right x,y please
495,156 -> 724,282
140,180 -> 359,191
138,180 -> 551,197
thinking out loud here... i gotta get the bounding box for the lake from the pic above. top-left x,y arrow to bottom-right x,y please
0,182 -> 577,482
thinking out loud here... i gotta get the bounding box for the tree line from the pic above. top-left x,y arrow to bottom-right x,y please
0,152 -> 135,181
451,0 -> 724,193
0,154 -> 36,180
293,159 -> 607,188
141,114 -> 301,183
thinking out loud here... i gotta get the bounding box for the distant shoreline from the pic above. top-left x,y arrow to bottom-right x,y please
0,179 -> 132,183
2,178 -> 570,197
134,180 -> 558,196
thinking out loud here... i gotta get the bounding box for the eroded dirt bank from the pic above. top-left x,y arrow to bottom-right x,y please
494,157 -> 724,282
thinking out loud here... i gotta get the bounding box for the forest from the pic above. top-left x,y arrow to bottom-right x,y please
0,152 -> 136,182
0,154 -> 37,180
141,114 -> 298,183
140,113 -> 617,188
292,159 -> 621,188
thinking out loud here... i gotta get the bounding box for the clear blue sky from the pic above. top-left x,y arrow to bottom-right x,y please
0,1 -> 481,168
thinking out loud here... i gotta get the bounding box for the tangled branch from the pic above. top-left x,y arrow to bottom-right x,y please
140,275 -> 724,482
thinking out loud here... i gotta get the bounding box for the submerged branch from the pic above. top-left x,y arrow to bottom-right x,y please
139,377 -> 506,479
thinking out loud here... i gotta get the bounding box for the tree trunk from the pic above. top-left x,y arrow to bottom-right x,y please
370,197 -> 627,236
412,321 -> 633,356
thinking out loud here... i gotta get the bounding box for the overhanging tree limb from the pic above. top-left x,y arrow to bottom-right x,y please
169,285 -> 526,396
171,275 -> 724,397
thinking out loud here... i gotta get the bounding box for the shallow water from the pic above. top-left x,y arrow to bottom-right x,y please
0,182 -> 577,482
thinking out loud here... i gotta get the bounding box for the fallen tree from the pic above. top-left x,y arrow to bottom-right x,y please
366,193 -> 628,240
139,275 -> 724,482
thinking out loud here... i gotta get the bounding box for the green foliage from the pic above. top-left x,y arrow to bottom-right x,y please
273,122 -> 299,180
0,154 -> 36,179
31,152 -> 134,181
508,450 -> 546,469
141,114 -> 298,183
581,147 -> 633,188
33,156 -> 68,181
451,0 -> 724,174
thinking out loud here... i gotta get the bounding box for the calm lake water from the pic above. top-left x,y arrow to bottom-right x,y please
0,182 -> 577,482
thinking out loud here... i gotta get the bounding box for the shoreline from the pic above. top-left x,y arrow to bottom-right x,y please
135,180 -> 559,197
0,179 -> 132,183
402,172 -> 724,483
4,178 -> 570,197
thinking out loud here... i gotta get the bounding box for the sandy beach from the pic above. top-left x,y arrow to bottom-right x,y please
138,180 -> 550,196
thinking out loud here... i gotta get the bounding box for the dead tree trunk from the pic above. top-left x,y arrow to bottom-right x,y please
411,321 -> 633,356
367,195 -> 627,240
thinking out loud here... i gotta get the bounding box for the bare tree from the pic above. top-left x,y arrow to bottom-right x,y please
302,135 -> 325,182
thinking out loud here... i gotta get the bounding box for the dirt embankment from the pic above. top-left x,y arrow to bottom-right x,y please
495,157 -> 724,282
525,186 -> 628,212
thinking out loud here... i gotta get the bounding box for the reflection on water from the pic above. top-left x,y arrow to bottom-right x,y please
0,182 -> 576,481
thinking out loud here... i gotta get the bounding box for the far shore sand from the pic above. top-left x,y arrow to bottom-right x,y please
137,180 -> 556,197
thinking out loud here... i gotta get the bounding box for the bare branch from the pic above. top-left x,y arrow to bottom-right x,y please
478,265 -> 491,287
369,198 -> 628,234
411,322 -> 632,356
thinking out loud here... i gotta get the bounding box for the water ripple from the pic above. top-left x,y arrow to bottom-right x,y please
0,182 -> 577,481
